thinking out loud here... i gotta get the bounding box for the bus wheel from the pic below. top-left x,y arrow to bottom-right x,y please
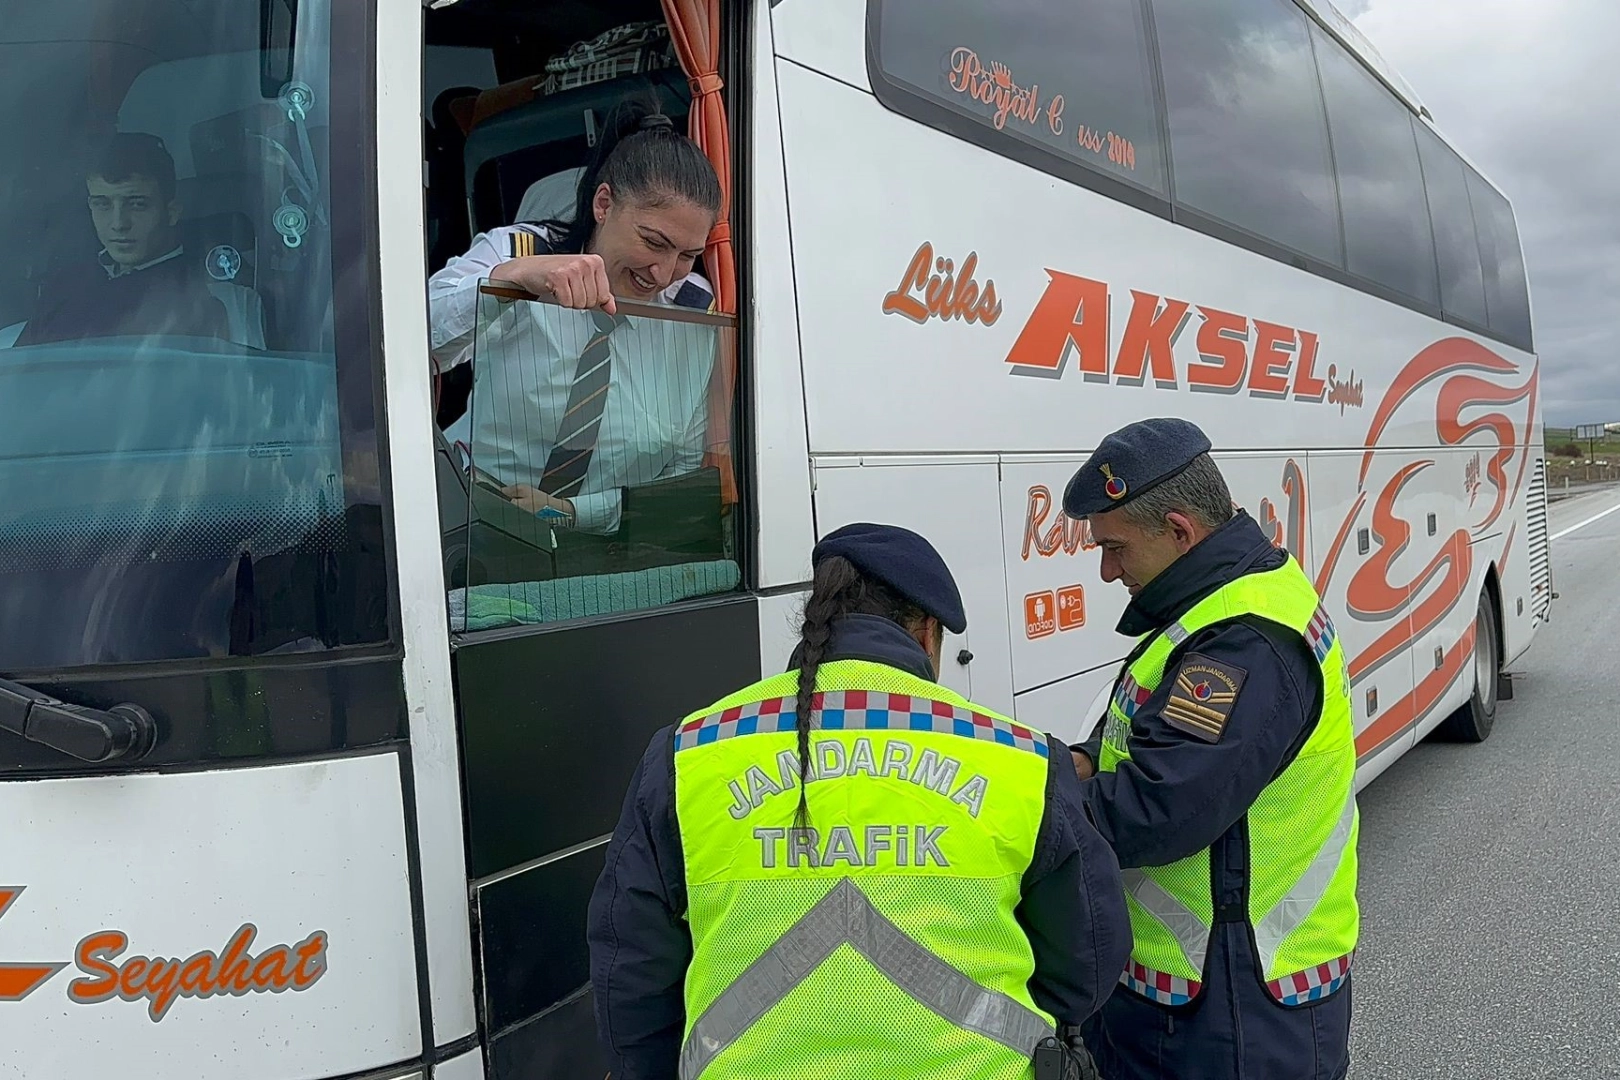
1433,591 -> 1499,743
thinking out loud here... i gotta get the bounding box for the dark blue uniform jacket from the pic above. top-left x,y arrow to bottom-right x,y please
588,613 -> 1134,1080
1075,511 -> 1325,870
1074,511 -> 1352,1080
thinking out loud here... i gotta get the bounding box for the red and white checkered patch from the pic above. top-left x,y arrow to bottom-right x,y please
1267,952 -> 1353,1005
1119,960 -> 1201,1006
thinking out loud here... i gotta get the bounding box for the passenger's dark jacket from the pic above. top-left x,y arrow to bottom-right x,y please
17,247 -> 227,346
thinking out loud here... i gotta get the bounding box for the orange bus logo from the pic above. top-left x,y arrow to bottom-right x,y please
883,241 -> 1003,327
1003,268 -> 1363,411
0,885 -> 329,1021
0,888 -> 63,1004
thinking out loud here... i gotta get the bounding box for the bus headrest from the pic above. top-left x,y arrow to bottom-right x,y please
515,167 -> 585,225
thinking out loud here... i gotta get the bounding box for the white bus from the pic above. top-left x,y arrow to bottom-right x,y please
0,0 -> 1548,1076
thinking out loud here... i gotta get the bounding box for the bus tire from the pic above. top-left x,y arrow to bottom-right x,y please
1433,591 -> 1499,743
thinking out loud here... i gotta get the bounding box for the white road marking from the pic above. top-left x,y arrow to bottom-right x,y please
1551,499 -> 1620,542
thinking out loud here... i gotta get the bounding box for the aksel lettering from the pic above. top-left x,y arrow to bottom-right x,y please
1006,270 -> 1348,408
68,924 -> 328,1022
883,241 -> 1002,326
726,735 -> 990,820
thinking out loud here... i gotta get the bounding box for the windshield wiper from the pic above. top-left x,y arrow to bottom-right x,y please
0,678 -> 157,763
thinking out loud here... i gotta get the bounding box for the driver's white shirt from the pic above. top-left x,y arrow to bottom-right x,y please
427,224 -> 717,536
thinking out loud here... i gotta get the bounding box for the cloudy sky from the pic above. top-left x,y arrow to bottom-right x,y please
1348,0 -> 1618,429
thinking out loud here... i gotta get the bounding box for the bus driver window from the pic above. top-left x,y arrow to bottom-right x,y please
0,0 -> 388,673
428,92 -> 742,631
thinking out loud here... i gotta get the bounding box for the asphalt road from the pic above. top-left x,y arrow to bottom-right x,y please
1347,488 -> 1620,1079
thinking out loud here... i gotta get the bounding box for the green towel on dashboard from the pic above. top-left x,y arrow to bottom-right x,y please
450,559 -> 741,631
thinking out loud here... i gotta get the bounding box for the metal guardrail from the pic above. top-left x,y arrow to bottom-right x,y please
1547,478 -> 1620,504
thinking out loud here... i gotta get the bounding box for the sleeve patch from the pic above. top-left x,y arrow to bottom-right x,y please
1160,653 -> 1248,744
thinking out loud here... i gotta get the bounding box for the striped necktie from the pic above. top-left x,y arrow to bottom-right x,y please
539,308 -> 625,498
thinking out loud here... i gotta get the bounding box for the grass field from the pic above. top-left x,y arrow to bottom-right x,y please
1544,427 -> 1620,490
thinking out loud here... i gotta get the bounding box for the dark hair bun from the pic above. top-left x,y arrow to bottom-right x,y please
638,112 -> 676,134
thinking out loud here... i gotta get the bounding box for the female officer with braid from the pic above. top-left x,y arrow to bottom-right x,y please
587,522 -> 1130,1079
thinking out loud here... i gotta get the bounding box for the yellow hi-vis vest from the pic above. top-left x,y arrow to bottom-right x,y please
672,659 -> 1055,1079
1098,555 -> 1360,1007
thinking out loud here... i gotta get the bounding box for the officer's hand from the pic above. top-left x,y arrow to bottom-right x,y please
492,254 -> 618,315
1071,749 -> 1095,780
501,483 -> 576,521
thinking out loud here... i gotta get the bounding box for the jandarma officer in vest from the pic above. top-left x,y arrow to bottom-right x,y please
587,522 -> 1132,1079
1062,419 -> 1360,1080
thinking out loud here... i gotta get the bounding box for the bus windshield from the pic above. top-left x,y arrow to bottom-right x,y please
0,0 -> 388,672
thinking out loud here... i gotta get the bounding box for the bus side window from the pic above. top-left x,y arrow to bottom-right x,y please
1416,125 -> 1490,333
870,0 -> 1170,199
1311,21 -> 1440,309
1153,0 -> 1343,269
1466,167 -> 1533,351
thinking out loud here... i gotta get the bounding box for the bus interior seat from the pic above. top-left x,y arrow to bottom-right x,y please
31,165 -> 102,285
188,103 -> 336,355
460,69 -> 690,236
452,73 -> 543,137
177,180 -> 268,350
515,166 -> 584,225
187,218 -> 267,351
189,101 -> 333,252
0,174 -> 85,340
2,157 -> 108,345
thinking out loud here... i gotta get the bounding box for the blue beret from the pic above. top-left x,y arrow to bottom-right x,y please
811,523 -> 967,634
1062,417 -> 1213,518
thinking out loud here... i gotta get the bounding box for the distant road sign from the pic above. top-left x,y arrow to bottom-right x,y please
1575,424 -> 1608,440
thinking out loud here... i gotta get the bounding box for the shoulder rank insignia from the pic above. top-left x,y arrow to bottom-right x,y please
1161,653 -> 1247,743
509,228 -> 539,259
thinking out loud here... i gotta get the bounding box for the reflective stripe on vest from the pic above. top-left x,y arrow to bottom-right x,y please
1253,791 -> 1356,975
678,878 -> 1054,1079
1118,868 -> 1208,1005
1113,789 -> 1357,1005
673,659 -> 1054,1079
1098,555 -> 1359,1006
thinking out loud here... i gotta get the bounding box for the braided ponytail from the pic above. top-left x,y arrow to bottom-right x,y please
793,559 -> 858,831
790,557 -> 931,834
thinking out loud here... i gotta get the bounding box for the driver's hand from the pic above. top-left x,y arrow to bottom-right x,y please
491,254 -> 616,314
501,484 -> 575,521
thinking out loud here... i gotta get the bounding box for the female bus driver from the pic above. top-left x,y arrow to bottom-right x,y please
427,99 -> 723,539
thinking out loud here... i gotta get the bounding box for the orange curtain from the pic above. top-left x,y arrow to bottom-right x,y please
661,0 -> 740,506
